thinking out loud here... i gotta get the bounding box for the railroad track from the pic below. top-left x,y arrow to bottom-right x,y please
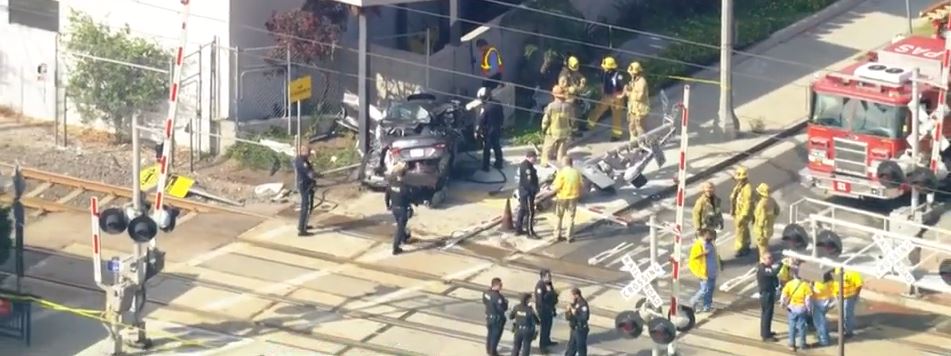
0,162 -> 264,222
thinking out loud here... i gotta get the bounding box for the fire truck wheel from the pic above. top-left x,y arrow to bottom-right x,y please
908,168 -> 938,192
876,161 -> 905,189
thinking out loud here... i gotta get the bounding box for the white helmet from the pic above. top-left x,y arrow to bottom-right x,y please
477,87 -> 489,100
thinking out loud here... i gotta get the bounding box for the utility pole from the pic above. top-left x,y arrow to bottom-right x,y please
718,0 -> 738,139
911,69 -> 920,219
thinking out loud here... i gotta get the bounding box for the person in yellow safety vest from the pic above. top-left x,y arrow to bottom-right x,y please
811,271 -> 835,347
585,56 -> 627,140
692,181 -> 724,233
832,267 -> 863,338
541,85 -> 573,166
552,156 -> 583,243
559,55 -> 587,131
729,166 -> 754,257
781,275 -> 813,352
688,228 -> 722,313
624,62 -> 649,142
477,39 -> 503,90
752,182 -> 780,258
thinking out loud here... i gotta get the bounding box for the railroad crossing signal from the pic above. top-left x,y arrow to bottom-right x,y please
648,317 -> 677,345
619,254 -> 665,308
872,234 -> 917,285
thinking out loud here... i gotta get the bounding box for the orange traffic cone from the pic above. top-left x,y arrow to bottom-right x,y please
501,198 -> 514,231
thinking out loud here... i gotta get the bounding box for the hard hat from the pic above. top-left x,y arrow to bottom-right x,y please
756,182 -> 769,196
734,166 -> 748,180
628,61 -> 643,75
701,181 -> 715,191
567,86 -> 577,95
552,85 -> 566,99
601,56 -> 618,70
567,56 -> 580,71
477,87 -> 489,100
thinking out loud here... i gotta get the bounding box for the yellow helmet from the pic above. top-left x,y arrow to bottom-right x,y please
734,166 -> 748,180
567,56 -> 580,71
601,56 -> 617,70
627,61 -> 643,75
756,182 -> 769,196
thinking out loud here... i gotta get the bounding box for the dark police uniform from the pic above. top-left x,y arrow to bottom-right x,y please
533,277 -> 557,350
756,261 -> 780,340
509,302 -> 540,356
294,154 -> 316,235
483,288 -> 509,356
565,297 -> 590,356
384,177 -> 413,255
478,99 -> 505,171
515,158 -> 539,236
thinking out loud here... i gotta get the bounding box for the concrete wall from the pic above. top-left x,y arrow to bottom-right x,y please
0,0 -> 58,120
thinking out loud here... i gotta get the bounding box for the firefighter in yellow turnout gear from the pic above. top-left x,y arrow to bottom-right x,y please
752,183 -> 779,257
624,62 -> 649,142
730,166 -> 754,256
692,181 -> 724,233
541,85 -> 573,166
559,56 -> 587,132
586,56 -> 626,140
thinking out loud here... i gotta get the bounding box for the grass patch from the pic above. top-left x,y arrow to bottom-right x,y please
506,111 -> 544,146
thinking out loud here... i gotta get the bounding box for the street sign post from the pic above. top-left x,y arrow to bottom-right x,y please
289,75 -> 312,156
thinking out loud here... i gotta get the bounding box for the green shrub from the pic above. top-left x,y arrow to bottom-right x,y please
226,142 -> 291,172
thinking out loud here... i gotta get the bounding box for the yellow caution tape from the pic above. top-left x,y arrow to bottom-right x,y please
0,292 -> 212,350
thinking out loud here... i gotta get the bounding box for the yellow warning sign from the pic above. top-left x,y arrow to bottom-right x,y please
289,75 -> 312,103
139,164 -> 195,198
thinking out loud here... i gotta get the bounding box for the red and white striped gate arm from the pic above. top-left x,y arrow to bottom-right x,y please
153,0 -> 193,242
670,85 -> 690,317
929,13 -> 951,204
90,197 -> 103,286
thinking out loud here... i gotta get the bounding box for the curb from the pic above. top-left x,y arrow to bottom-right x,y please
743,0 -> 868,59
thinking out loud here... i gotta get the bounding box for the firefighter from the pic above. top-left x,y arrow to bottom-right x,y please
553,156 -> 584,243
624,61 -> 649,142
509,293 -> 540,356
477,39 -> 504,90
476,87 -> 505,171
540,85 -> 572,166
585,56 -> 626,140
730,166 -> 754,257
692,181 -> 724,233
752,183 -> 780,257
559,55 -> 587,131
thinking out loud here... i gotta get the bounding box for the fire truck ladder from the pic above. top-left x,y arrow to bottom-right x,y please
787,198 -> 951,294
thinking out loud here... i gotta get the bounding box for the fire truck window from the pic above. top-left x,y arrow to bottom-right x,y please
811,94 -> 845,128
849,100 -> 902,139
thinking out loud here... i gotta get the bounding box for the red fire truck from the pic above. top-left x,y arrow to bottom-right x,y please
799,9 -> 951,200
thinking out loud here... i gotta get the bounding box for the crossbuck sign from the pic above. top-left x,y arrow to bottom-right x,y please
619,254 -> 665,308
872,234 -> 917,285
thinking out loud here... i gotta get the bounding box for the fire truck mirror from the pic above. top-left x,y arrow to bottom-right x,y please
908,167 -> 938,192
940,259 -> 951,286
614,310 -> 644,338
781,223 -> 809,251
815,230 -> 842,258
875,161 -> 905,189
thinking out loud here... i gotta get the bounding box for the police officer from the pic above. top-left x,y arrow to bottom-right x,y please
477,87 -> 505,171
510,293 -> 541,356
294,147 -> 317,237
515,151 -> 540,237
534,269 -> 558,352
692,181 -> 723,233
484,277 -> 509,356
565,288 -> 589,356
756,253 -> 780,342
384,162 -> 414,255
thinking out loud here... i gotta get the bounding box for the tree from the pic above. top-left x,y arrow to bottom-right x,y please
64,11 -> 169,142
264,0 -> 350,64
0,205 -> 11,266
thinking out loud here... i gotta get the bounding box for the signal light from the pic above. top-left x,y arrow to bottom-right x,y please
668,305 -> 696,332
908,168 -> 938,192
648,317 -> 677,345
127,215 -> 158,243
940,259 -> 951,286
781,224 -> 809,250
815,230 -> 842,258
154,206 -> 181,233
876,161 -> 904,189
98,208 -> 129,235
614,310 -> 644,338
